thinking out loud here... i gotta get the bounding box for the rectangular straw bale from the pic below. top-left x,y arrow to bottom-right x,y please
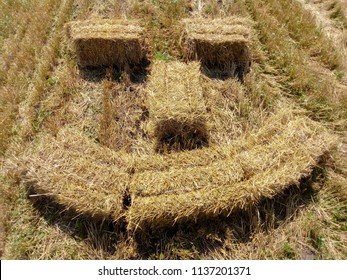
147,61 -> 208,151
67,19 -> 146,67
129,145 -> 232,173
23,127 -> 130,220
130,159 -> 244,197
127,116 -> 337,230
181,17 -> 252,74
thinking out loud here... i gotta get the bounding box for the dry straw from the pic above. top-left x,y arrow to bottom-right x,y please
127,112 -> 337,230
23,127 -> 130,220
181,16 -> 253,78
147,61 -> 208,152
67,19 -> 147,67
22,111 -> 337,230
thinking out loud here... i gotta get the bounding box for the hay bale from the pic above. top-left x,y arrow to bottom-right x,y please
129,145 -> 231,173
23,127 -> 130,220
181,17 -> 252,79
127,115 -> 337,230
130,159 -> 244,197
67,19 -> 147,67
147,61 -> 208,152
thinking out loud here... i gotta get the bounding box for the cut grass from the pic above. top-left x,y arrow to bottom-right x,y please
21,0 -> 75,140
328,0 -> 347,29
0,0 -> 31,54
130,0 -> 191,59
263,0 -> 342,70
245,0 -> 347,127
0,0 -> 61,154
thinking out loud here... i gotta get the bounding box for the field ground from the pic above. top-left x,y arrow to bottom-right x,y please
0,0 -> 346,259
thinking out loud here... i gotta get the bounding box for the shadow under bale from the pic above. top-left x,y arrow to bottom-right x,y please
79,58 -> 150,84
27,187 -> 125,256
201,59 -> 252,81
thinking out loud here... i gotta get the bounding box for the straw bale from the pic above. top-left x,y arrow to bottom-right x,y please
23,127 -> 130,220
67,19 -> 147,67
147,61 -> 208,151
181,17 -> 253,78
128,145 -> 232,173
127,115 -> 337,230
130,159 -> 244,197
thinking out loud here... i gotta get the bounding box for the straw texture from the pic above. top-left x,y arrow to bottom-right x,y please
22,113 -> 337,230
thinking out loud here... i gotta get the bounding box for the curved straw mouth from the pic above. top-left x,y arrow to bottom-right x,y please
23,110 -> 337,231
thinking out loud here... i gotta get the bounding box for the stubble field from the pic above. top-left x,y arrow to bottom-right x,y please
0,0 -> 346,259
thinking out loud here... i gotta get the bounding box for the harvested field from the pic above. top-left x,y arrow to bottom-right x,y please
147,61 -> 208,152
1,0 -> 346,261
181,16 -> 252,79
67,19 -> 147,67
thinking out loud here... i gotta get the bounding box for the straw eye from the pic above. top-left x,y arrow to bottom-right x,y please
181,17 -> 252,81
